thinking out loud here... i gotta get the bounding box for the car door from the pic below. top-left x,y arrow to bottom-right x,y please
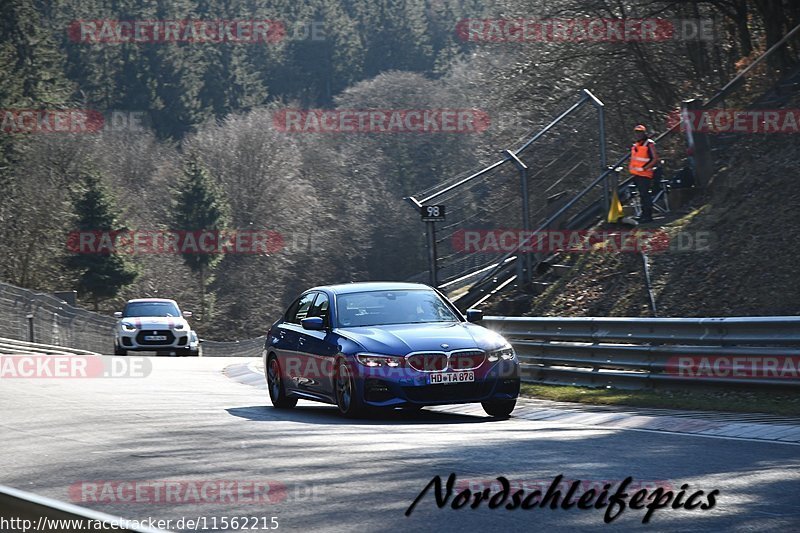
297,291 -> 339,399
273,292 -> 317,392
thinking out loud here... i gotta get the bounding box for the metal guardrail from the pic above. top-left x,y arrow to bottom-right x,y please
201,336 -> 266,357
0,281 -> 261,357
0,336 -> 100,356
0,485 -> 167,532
483,316 -> 800,390
0,282 -> 117,353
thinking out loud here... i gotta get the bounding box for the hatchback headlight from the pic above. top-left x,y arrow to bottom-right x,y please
120,322 -> 137,331
173,323 -> 185,330
486,345 -> 515,362
356,353 -> 403,368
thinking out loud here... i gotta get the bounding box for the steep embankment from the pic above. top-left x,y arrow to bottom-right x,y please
493,99 -> 800,318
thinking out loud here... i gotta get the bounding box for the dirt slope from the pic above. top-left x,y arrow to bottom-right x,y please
489,100 -> 800,318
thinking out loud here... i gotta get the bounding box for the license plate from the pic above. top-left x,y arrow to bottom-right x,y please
429,371 -> 474,385
144,335 -> 167,341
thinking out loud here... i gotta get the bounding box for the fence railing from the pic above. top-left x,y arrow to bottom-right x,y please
405,89 -> 608,289
0,281 -> 261,357
201,336 -> 266,358
441,22 -> 800,310
0,336 -> 100,356
483,316 -> 800,390
0,282 -> 116,354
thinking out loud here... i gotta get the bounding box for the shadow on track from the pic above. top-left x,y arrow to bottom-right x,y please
226,404 -> 499,426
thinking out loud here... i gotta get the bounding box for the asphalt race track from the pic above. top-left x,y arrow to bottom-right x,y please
1,356 -> 799,532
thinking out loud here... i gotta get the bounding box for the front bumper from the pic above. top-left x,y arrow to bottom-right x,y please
116,329 -> 190,351
356,359 -> 521,407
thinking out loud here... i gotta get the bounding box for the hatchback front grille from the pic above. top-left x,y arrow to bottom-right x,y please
135,330 -> 175,345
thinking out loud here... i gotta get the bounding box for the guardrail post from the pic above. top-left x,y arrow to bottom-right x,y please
26,312 -> 34,343
583,89 -> 608,215
598,104 -> 609,215
504,150 -> 532,284
426,221 -> 438,287
682,99 -> 713,188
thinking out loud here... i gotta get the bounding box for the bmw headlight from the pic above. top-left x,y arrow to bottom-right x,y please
486,344 -> 515,362
120,322 -> 137,331
356,353 -> 403,368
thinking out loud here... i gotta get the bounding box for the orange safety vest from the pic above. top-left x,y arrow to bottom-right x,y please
630,139 -> 656,178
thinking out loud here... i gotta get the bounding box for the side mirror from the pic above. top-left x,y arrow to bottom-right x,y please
183,311 -> 193,318
465,309 -> 483,323
113,311 -> 123,318
301,317 -> 325,331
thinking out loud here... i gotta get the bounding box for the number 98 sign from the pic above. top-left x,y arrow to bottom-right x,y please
420,205 -> 446,222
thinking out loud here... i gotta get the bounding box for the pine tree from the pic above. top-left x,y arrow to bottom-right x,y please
65,171 -> 139,311
0,0 -> 73,280
173,152 -> 229,321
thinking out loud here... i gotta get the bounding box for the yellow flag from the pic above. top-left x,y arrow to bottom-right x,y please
607,189 -> 624,223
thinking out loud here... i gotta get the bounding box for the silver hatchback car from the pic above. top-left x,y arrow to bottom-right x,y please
113,298 -> 198,356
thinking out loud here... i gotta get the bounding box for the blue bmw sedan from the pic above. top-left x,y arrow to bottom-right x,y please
264,282 -> 520,418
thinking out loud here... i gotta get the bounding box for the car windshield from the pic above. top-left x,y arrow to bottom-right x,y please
123,302 -> 181,318
336,289 -> 460,327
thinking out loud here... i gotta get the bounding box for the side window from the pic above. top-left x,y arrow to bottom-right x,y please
284,298 -> 302,323
293,292 -> 317,323
308,292 -> 330,328
285,293 -> 317,324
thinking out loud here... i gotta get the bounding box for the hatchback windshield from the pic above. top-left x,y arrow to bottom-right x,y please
123,302 -> 181,318
336,290 -> 459,327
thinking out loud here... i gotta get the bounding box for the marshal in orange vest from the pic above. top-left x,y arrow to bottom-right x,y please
629,139 -> 657,178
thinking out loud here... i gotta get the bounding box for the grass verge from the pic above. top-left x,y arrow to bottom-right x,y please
520,383 -> 800,417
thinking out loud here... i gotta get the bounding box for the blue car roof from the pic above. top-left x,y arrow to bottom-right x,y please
309,282 -> 433,295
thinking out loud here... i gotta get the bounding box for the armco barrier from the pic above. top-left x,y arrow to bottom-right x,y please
0,336 -> 100,356
482,316 -> 800,390
0,281 -> 261,356
201,336 -> 266,357
0,282 -> 115,353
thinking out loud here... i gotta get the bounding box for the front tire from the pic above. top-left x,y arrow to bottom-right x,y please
267,355 -> 297,409
335,360 -> 367,418
114,344 -> 126,356
482,399 -> 516,418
